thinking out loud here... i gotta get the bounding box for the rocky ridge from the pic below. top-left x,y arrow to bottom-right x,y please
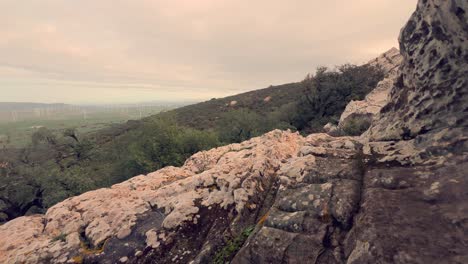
1,0 -> 467,263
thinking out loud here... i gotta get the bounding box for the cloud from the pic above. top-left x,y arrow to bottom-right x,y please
0,0 -> 417,104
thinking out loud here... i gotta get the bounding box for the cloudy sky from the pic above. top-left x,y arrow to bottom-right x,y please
1,0 -> 417,104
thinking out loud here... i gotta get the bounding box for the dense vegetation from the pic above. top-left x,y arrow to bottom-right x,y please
0,63 -> 383,223
0,103 -> 180,148
0,117 -> 219,221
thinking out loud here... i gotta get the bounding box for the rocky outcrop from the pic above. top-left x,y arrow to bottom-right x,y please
338,48 -> 403,134
0,131 -> 304,263
0,0 -> 467,263
233,136 -> 467,264
367,0 -> 468,144
233,133 -> 365,263
234,1 -> 467,263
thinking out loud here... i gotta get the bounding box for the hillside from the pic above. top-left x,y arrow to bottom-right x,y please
164,61 -> 389,132
165,81 -> 303,130
0,47 -> 390,224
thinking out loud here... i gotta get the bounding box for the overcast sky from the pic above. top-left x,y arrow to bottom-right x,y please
0,0 -> 417,104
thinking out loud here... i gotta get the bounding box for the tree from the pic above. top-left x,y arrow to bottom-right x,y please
122,117 -> 220,174
63,128 -> 79,142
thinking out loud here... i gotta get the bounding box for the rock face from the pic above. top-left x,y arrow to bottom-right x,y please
338,48 -> 403,133
367,0 -> 468,144
1,0 -> 467,263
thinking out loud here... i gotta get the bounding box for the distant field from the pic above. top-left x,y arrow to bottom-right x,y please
0,106 -> 170,148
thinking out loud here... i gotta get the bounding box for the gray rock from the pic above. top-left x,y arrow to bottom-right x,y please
367,0 -> 468,145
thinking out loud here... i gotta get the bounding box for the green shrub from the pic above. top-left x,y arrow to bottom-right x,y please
213,226 -> 255,264
51,233 -> 67,243
293,64 -> 384,131
342,117 -> 372,136
123,117 -> 220,173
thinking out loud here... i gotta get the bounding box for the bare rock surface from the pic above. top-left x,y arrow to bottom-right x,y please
0,130 -> 305,263
0,0 -> 467,263
367,0 -> 468,144
238,0 -> 468,263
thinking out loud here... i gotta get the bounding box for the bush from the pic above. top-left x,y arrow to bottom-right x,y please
120,117 -> 220,174
293,64 -> 384,132
213,225 -> 255,264
217,109 -> 264,143
341,117 -> 372,136
216,108 -> 296,144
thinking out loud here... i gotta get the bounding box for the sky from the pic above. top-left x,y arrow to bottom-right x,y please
0,0 -> 417,104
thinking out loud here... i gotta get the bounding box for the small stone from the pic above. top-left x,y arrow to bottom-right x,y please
117,228 -> 132,240
119,256 -> 128,263
146,229 -> 160,248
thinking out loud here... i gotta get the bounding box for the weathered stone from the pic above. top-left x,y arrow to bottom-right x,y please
0,130 -> 304,263
236,1 -> 468,264
367,0 -> 468,144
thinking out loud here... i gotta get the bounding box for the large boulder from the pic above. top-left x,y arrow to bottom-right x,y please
0,130 -> 306,264
367,0 -> 468,145
236,0 -> 468,263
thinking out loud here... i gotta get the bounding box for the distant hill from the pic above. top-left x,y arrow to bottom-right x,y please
0,102 -> 68,111
0,101 -> 189,124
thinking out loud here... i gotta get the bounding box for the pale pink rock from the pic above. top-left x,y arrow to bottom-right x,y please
145,229 -> 160,248
0,130 -> 304,263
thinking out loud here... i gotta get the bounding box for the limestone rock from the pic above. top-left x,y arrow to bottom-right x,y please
0,130 -> 304,263
367,0 -> 468,144
367,47 -> 403,75
323,122 -> 340,136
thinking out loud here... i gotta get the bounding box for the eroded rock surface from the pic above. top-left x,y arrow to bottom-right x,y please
367,0 -> 468,144
0,131 -> 305,263
0,0 -> 467,263
233,133 -> 364,263
234,1 -> 467,263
